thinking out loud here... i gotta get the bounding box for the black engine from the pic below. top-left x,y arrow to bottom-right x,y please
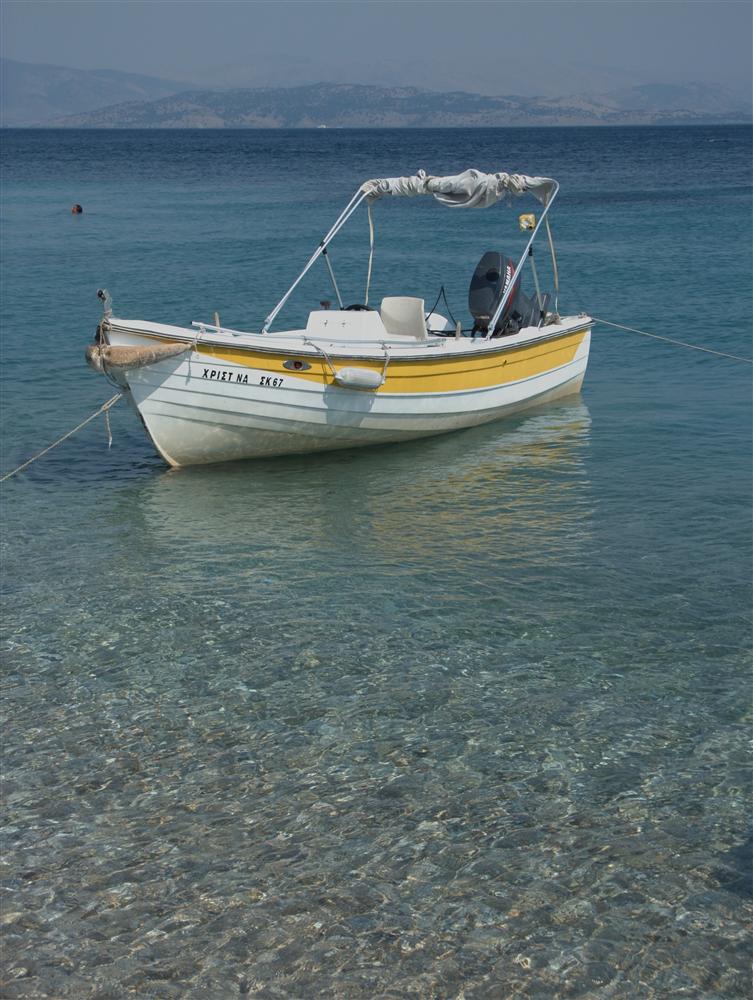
468,251 -> 546,335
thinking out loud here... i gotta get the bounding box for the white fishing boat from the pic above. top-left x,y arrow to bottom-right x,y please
86,169 -> 592,467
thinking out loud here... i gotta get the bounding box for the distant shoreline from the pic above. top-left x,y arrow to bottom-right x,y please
3,121 -> 752,131
5,64 -> 749,130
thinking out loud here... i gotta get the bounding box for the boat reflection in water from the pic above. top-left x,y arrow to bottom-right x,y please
134,399 -> 593,591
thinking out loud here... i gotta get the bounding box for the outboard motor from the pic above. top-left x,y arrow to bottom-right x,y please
468,251 -> 546,335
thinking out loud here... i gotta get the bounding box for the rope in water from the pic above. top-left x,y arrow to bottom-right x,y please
592,316 -> 753,364
1,315 -> 748,483
0,392 -> 123,483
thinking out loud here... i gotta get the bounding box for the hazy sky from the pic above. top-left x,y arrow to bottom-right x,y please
2,0 -> 752,97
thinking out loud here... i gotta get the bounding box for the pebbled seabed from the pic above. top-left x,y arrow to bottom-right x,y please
1,125 -> 751,998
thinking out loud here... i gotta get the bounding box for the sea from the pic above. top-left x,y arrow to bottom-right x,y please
1,126 -> 751,999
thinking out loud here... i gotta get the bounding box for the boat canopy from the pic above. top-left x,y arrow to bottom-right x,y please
361,169 -> 557,208
262,168 -> 560,333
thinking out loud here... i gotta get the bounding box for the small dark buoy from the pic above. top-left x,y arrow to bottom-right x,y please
71,204 -> 83,214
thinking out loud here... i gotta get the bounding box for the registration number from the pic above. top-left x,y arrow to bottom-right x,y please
201,368 -> 283,387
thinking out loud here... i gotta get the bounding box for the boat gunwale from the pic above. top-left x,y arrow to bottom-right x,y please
104,317 -> 593,365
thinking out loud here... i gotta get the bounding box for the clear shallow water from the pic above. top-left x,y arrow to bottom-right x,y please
1,127 -> 751,998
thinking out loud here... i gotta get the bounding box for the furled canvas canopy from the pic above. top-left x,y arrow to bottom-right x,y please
361,169 -> 557,208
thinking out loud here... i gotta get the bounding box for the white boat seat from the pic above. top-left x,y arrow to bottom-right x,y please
380,297 -> 428,341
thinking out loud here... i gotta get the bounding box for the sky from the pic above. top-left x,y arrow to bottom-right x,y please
2,0 -> 752,98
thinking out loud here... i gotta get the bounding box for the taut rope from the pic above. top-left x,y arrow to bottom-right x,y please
592,317 -> 752,364
0,393 -> 123,483
3,313 -> 748,483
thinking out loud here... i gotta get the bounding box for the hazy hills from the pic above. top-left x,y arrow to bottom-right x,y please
0,58 -> 191,127
2,59 -> 751,129
52,82 -> 752,128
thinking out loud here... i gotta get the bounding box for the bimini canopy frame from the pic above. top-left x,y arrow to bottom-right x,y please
261,169 -> 559,335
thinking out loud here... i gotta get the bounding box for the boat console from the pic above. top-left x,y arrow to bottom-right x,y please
304,297 -> 449,344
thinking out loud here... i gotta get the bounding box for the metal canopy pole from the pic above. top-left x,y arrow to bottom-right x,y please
485,182 -> 559,338
528,247 -> 543,314
322,248 -> 344,309
545,217 -> 560,314
261,188 -> 368,333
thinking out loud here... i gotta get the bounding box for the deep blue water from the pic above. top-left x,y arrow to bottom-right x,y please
1,127 -> 751,998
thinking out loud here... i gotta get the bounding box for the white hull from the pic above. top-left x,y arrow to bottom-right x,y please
110,323 -> 591,466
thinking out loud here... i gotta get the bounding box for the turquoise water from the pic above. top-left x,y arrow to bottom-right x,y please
1,127 -> 751,998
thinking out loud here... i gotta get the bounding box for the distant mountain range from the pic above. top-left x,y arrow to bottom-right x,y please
2,59 -> 751,128
0,58 -> 191,127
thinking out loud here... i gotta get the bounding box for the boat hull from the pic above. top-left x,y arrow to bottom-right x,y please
115,328 -> 591,466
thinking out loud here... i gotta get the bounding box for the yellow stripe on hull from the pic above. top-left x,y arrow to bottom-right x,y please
197,329 -> 588,395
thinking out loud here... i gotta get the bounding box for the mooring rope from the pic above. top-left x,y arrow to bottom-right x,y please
303,338 -> 338,380
0,393 -> 123,483
592,316 -> 752,365
2,313 -> 747,483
